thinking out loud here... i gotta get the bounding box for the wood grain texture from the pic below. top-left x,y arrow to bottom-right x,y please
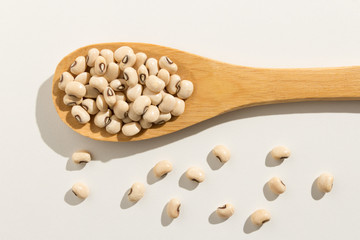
52,42 -> 360,142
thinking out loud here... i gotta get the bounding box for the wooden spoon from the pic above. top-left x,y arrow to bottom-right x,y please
52,42 -> 360,142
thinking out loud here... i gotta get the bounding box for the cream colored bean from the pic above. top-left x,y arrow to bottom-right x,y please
58,72 -> 74,91
122,122 -> 141,136
126,84 -> 142,102
153,160 -> 173,177
71,105 -> 90,124
103,87 -> 116,108
72,182 -> 89,199
268,177 -> 286,195
81,99 -> 99,115
128,103 -> 141,121
128,182 -> 145,202
166,198 -> 181,219
145,75 -> 165,93
89,76 -> 108,93
216,203 -> 235,218
96,95 -> 108,112
158,93 -> 176,114
119,52 -> 136,71
106,115 -> 122,134
157,69 -> 170,86
104,62 -> 120,82
137,65 -> 148,85
124,67 -> 138,87
146,58 -> 158,76
139,118 -> 152,129
133,52 -> 147,69
114,46 -> 134,63
113,100 -> 129,119
185,167 -> 205,183
122,116 -> 132,124
89,67 -> 96,76
100,49 -> 114,64
63,94 -> 82,106
212,145 -> 231,163
143,105 -> 160,123
251,209 -> 271,226
177,80 -> 193,99
317,172 -> 334,193
86,48 -> 99,67
94,109 -> 112,128
65,81 -> 86,98
154,112 -> 171,125
142,87 -> 163,105
271,146 -> 291,160
70,56 -> 86,75
74,72 -> 91,85
110,79 -> 128,92
72,151 -> 91,164
85,84 -> 100,98
94,56 -> 107,75
171,98 -> 185,116
115,91 -> 126,102
166,74 -> 181,94
133,96 -> 151,115
159,56 -> 178,74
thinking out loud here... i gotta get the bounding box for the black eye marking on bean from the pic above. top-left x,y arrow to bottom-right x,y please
99,63 -> 105,72
192,178 -> 199,183
280,180 -> 285,186
85,55 -> 89,64
128,188 -> 133,195
79,161 -> 88,164
176,81 -> 181,93
140,74 -> 146,83
75,115 -> 81,122
82,105 -> 88,111
122,55 -> 129,64
59,74 -> 63,82
177,204 -> 181,212
166,57 -> 173,64
105,117 -> 111,126
71,61 -> 77,68
262,219 -> 270,224
218,205 -> 227,209
143,106 -> 149,115
107,88 -> 114,96
123,72 -> 129,81
72,190 -> 77,196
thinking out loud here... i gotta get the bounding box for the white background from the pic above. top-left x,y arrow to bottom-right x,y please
1,0 -> 360,239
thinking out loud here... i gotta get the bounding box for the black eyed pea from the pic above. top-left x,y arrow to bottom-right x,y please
94,56 -> 107,76
74,72 -> 91,85
100,49 -> 114,64
122,122 -> 142,136
166,198 -> 181,219
122,116 -> 133,124
137,65 -> 148,85
71,105 -> 90,124
154,112 -> 171,125
115,91 -> 126,102
251,209 -> 271,226
103,87 -> 116,108
133,96 -> 151,115
126,84 -> 143,102
119,52 -> 136,71
123,67 -> 138,87
63,94 -> 82,106
157,69 -> 170,86
85,84 -> 100,99
103,62 -> 120,82
143,105 -> 160,123
185,167 -> 205,183
86,48 -> 99,67
153,160 -> 173,178
96,95 -> 109,112
145,75 -> 165,93
271,146 -> 291,160
145,58 -> 158,76
317,172 -> 334,193
212,145 -> 231,163
81,99 -> 99,115
128,182 -> 145,202
128,103 -> 141,121
70,56 -> 86,75
72,150 -> 91,164
268,177 -> 286,195
94,109 -> 112,128
139,118 -> 152,129
89,76 -> 108,93
113,100 -> 129,119
142,87 -> 163,105
177,80 -> 194,99
65,81 -> 86,99
58,72 -> 74,91
166,74 -> 181,94
72,182 -> 89,199
105,115 -> 122,134
216,203 -> 235,218
114,46 -> 134,63
133,52 -> 147,69
158,93 -> 176,114
171,98 -> 185,116
159,56 -> 178,74
89,67 -> 96,76
110,79 -> 128,92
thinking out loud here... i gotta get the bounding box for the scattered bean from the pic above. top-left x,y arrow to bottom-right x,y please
268,177 -> 286,195
72,182 -> 89,199
58,72 -> 74,91
166,198 -> 181,219
216,203 -> 234,218
251,209 -> 271,226
153,160 -> 173,178
94,109 -> 112,128
72,150 -> 91,164
70,56 -> 86,75
71,105 -> 90,124
271,146 -> 291,160
128,182 -> 145,202
185,167 -> 205,183
65,81 -> 86,98
81,99 -> 99,115
317,172 -> 334,193
159,56 -> 178,74
122,122 -> 141,136
212,145 -> 231,163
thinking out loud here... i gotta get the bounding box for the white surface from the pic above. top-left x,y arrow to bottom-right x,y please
1,0 -> 360,239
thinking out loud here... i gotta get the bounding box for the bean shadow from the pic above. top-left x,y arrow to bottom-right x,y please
178,172 -> 199,191
161,203 -> 173,226
120,188 -> 137,209
311,177 -> 325,200
208,210 -> 227,224
265,152 -> 284,167
243,214 -> 260,234
206,151 -> 224,170
263,182 -> 279,201
147,167 -> 163,185
64,189 -> 84,206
